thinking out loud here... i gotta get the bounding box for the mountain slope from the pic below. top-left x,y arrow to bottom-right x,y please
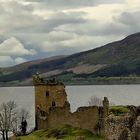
0,32 -> 140,85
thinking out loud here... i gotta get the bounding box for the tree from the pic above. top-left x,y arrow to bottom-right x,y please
88,96 -> 103,106
88,96 -> 115,107
0,101 -> 30,140
0,101 -> 17,140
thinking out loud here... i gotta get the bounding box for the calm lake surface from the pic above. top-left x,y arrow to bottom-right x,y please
0,85 -> 140,129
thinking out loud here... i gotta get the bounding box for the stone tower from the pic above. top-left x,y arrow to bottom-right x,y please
103,97 -> 109,118
33,74 -> 68,129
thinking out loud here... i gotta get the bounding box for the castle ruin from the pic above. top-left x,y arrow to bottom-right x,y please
33,74 -> 109,137
33,74 -> 140,140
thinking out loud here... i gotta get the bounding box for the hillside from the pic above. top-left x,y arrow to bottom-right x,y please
0,32 -> 140,86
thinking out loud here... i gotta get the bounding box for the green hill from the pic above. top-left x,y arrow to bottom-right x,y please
17,125 -> 103,140
0,32 -> 140,86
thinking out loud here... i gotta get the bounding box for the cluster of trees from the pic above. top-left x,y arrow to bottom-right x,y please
0,101 -> 29,140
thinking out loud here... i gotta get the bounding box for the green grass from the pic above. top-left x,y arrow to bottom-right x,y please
110,106 -> 130,116
17,125 -> 104,140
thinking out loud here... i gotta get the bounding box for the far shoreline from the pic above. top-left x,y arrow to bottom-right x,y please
1,76 -> 140,87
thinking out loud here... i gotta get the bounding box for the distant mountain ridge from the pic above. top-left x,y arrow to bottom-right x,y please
0,32 -> 140,86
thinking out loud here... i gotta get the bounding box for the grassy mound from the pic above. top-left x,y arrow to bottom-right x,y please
17,125 -> 104,140
110,106 -> 130,116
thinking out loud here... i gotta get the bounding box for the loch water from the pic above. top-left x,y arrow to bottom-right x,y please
0,85 -> 140,129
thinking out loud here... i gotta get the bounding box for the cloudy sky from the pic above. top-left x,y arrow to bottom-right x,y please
0,0 -> 140,67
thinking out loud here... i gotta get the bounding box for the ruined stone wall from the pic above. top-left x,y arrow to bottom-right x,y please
33,75 -> 140,140
132,116 -> 140,140
39,105 -> 101,134
72,106 -> 99,134
33,75 -> 109,136
105,108 -> 140,140
105,115 -> 132,140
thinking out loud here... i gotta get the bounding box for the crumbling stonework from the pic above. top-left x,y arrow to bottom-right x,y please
132,116 -> 140,140
33,74 -> 140,140
33,74 -> 109,137
105,114 -> 132,140
105,106 -> 140,140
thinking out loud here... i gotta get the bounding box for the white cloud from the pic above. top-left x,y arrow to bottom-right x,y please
24,0 -> 124,10
46,31 -> 77,41
0,56 -> 27,67
126,0 -> 140,12
0,0 -> 140,67
0,37 -> 36,67
0,37 -> 36,56
0,1 -> 44,34
15,57 -> 27,64
63,4 -> 125,23
0,56 -> 15,67
41,34 -> 121,56
42,41 -> 57,52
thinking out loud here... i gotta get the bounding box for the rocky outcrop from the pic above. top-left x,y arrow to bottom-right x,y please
105,106 -> 140,140
132,116 -> 140,140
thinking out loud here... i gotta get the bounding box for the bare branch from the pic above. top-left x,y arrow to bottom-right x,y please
0,101 -> 30,139
88,96 -> 103,106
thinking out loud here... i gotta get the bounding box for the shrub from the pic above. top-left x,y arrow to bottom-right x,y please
110,106 -> 129,116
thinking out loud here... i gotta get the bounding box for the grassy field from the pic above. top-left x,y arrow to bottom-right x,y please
17,125 -> 104,140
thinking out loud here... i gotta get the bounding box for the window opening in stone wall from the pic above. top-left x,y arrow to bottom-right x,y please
46,91 -> 49,97
52,101 -> 56,107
